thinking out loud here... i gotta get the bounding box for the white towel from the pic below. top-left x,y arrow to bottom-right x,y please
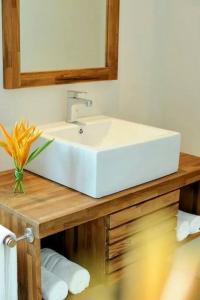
0,225 -> 18,300
41,248 -> 90,295
176,217 -> 190,242
178,210 -> 200,234
41,267 -> 68,300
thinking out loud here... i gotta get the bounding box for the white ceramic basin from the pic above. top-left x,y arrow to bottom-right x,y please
26,116 -> 181,198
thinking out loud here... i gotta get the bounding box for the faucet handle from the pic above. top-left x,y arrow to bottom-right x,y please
67,90 -> 87,98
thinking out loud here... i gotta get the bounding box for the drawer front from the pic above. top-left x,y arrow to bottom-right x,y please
107,217 -> 177,259
106,230 -> 176,274
108,203 -> 179,244
107,190 -> 180,229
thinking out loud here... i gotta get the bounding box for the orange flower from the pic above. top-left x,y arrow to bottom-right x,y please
0,120 -> 53,193
0,120 -> 42,169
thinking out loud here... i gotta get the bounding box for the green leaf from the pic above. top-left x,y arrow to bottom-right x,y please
26,139 -> 54,165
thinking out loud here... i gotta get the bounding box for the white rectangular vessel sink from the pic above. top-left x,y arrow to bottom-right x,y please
26,116 -> 181,198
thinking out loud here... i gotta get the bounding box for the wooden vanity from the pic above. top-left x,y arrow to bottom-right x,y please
1,153 -> 200,300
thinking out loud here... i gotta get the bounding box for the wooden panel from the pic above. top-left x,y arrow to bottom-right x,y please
108,203 -> 178,244
0,208 -> 42,300
106,0 -> 120,79
107,217 -> 177,259
21,68 -> 111,88
108,190 -> 180,229
107,267 -> 126,284
193,182 -> 200,215
179,184 -> 197,213
2,0 -> 20,88
179,181 -> 200,215
106,231 -> 176,274
107,258 -> 170,285
64,218 -> 107,283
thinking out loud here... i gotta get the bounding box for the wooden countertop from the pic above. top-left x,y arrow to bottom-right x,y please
0,153 -> 200,238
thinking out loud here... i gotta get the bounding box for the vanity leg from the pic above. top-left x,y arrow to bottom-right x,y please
25,239 -> 42,300
180,181 -> 200,214
65,217 -> 107,283
0,209 -> 42,300
193,181 -> 200,215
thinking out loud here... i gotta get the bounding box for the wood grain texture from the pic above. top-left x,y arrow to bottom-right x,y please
106,0 -> 120,79
64,218 -> 107,283
179,181 -> 200,215
21,68 -> 110,88
107,217 -> 177,259
2,0 -> 20,88
107,203 -> 179,244
192,182 -> 200,215
0,209 -> 41,300
106,231 -> 177,274
2,0 -> 120,88
0,153 -> 200,239
107,190 -> 180,229
179,183 -> 197,213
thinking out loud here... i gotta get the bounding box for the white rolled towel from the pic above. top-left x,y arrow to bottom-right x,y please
176,217 -> 190,242
41,267 -> 68,300
41,248 -> 90,295
178,210 -> 200,234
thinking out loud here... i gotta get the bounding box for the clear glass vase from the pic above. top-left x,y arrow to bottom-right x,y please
14,169 -> 24,193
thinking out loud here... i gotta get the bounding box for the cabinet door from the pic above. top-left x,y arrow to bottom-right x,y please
106,190 -> 180,277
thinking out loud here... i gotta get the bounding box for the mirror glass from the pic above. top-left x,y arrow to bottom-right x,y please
20,0 -> 107,72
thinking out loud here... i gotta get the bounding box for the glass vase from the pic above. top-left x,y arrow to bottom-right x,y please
14,168 -> 24,193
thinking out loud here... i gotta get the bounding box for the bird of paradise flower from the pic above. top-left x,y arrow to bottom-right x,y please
0,120 -> 54,193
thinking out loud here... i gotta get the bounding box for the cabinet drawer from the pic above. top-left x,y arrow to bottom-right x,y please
107,216 -> 177,259
108,203 -> 179,244
106,230 -> 176,274
107,190 -> 180,229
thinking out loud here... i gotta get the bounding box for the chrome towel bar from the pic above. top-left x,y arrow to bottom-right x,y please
3,227 -> 34,248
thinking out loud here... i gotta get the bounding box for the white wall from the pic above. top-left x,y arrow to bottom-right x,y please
119,0 -> 163,127
119,0 -> 200,156
156,0 -> 200,156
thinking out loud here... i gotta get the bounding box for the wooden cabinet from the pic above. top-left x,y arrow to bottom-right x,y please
0,153 -> 200,299
106,191 -> 179,274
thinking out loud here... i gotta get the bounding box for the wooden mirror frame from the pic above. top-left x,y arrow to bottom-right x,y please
2,0 -> 119,89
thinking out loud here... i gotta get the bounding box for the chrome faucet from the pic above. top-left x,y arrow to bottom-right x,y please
66,90 -> 93,123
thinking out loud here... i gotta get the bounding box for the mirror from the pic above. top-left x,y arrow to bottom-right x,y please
2,0 -> 119,89
20,0 -> 107,72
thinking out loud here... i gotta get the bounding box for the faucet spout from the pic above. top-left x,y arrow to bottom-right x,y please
75,97 -> 93,107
